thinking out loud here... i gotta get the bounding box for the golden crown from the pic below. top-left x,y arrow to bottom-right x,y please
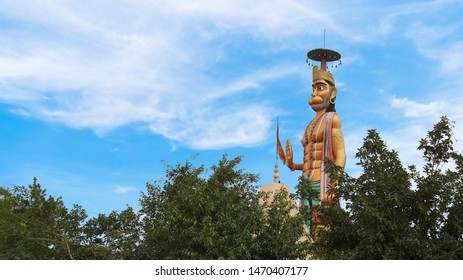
312,66 -> 335,85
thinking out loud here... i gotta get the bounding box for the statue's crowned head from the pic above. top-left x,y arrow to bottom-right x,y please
312,66 -> 335,86
309,66 -> 337,112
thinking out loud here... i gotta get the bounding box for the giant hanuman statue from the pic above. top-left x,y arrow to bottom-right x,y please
277,47 -> 346,232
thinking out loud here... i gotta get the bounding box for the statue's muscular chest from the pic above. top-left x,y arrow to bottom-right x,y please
301,114 -> 326,178
301,114 -> 326,148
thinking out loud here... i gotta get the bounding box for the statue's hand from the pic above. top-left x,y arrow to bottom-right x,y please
323,193 -> 336,204
285,139 -> 295,170
323,185 -> 339,204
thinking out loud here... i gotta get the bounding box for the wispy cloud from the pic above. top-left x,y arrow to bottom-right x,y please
113,185 -> 137,195
397,1 -> 463,77
343,0 -> 463,169
0,1 -> 335,149
391,97 -> 446,119
1,0 -> 462,151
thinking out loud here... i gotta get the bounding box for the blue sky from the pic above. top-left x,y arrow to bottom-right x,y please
1,0 -> 463,215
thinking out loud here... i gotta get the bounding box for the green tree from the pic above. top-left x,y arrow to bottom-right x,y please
309,116 -> 463,259
254,188 -> 310,259
0,179 -> 144,260
82,206 -> 142,259
0,178 -> 88,259
1,156 -> 309,260
137,154 -> 309,259
410,116 -> 463,258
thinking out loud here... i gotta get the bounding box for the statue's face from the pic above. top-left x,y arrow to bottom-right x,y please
309,79 -> 334,112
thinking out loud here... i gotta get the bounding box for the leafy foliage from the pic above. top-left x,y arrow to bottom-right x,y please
138,154 -> 309,259
1,155 -> 307,259
309,116 -> 463,259
82,206 -> 142,259
0,178 -> 87,259
255,188 -> 310,259
0,179 -> 142,259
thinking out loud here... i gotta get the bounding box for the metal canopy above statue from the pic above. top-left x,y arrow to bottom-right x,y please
306,48 -> 342,70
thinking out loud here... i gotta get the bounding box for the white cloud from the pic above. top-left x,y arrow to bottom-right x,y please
1,0 -> 462,151
400,2 -> 463,77
405,25 -> 463,76
113,185 -> 137,194
391,97 -> 446,119
0,1 -> 332,149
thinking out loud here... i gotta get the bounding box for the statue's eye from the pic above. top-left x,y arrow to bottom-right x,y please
317,86 -> 325,91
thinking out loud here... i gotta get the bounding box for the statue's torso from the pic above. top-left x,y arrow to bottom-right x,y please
301,113 -> 327,182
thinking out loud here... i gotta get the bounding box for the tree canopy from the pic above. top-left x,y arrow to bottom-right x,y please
0,178 -> 142,259
137,155 -> 309,259
309,116 -> 463,259
1,155 -> 309,259
0,178 -> 87,259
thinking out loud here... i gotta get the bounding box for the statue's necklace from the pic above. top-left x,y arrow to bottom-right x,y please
304,112 -> 326,144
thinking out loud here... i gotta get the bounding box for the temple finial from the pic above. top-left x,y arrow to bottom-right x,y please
273,163 -> 279,183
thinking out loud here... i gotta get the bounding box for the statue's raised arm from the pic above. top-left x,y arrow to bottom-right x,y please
277,122 -> 302,171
